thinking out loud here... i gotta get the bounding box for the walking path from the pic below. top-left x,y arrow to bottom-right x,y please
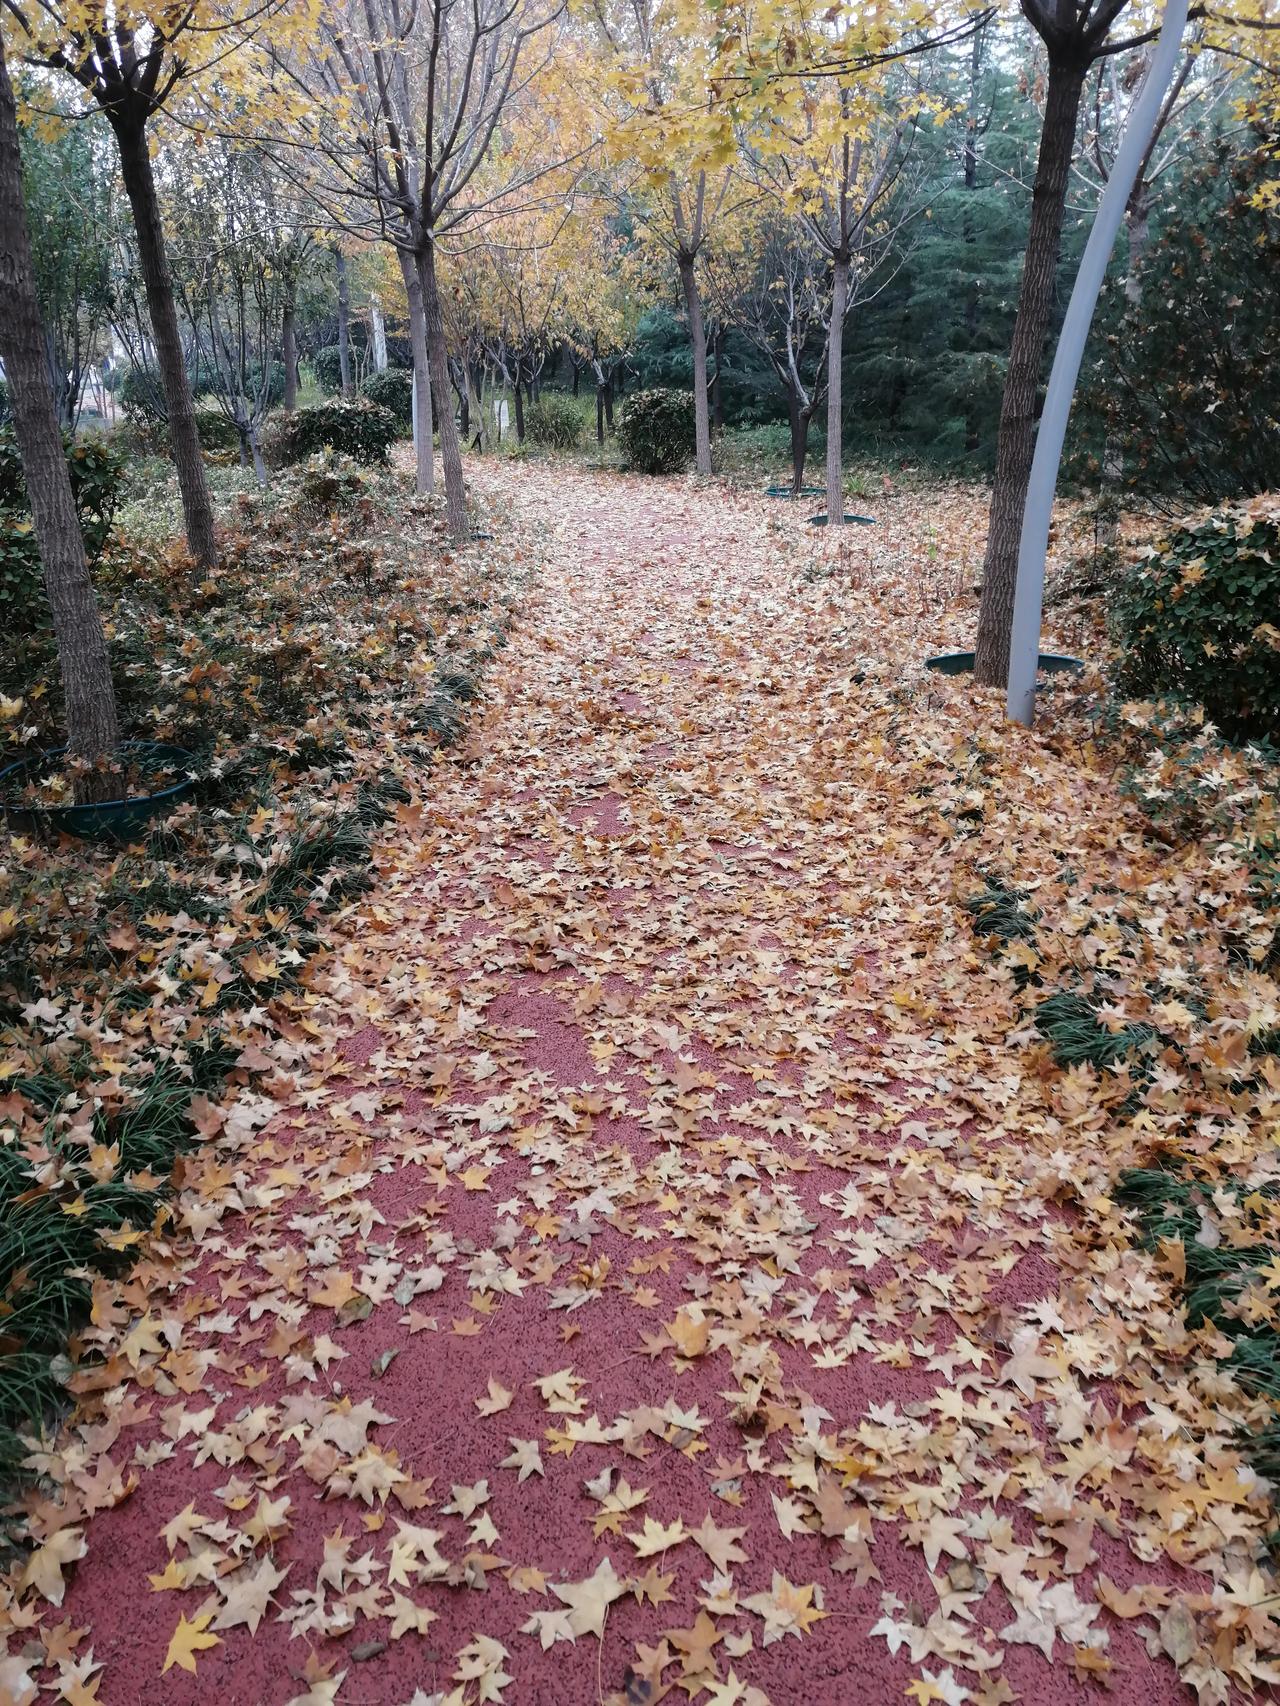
7,465 -> 1276,1706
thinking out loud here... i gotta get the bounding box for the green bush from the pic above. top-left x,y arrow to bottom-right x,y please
1112,497 -> 1280,742
312,345 -> 345,394
0,426 -> 124,632
361,367 -> 414,431
526,394 -> 583,450
618,388 -> 694,475
278,399 -> 397,467
116,364 -> 169,423
194,408 -> 241,453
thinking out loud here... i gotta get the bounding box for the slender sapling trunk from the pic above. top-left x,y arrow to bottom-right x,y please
111,112 -> 218,568
419,244 -> 467,539
282,297 -> 298,412
398,249 -> 434,496
334,246 -> 353,396
677,251 -> 712,476
826,254 -> 850,525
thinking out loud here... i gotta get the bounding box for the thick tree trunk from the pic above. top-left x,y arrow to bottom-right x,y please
111,113 -> 218,569
973,59 -> 1087,687
603,382 -> 614,433
282,298 -> 298,412
513,376 -> 525,442
0,38 -> 119,796
596,383 -> 605,445
826,254 -> 850,526
334,247 -> 353,396
677,252 -> 712,476
398,249 -> 434,496
419,244 -> 467,540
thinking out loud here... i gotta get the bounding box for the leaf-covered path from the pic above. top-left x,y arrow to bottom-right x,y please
8,465 -> 1278,1706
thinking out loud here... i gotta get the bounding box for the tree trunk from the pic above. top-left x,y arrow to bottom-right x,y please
419,244 -> 467,540
962,31 -> 982,455
826,254 -> 850,526
973,59 -> 1087,687
0,37 -> 119,797
787,388 -> 809,494
677,251 -> 712,476
711,326 -> 725,436
46,324 -> 74,430
370,292 -> 388,371
513,376 -> 525,442
466,364 -> 485,451
111,113 -> 218,569
282,297 -> 298,412
603,382 -> 614,433
247,420 -> 267,486
596,383 -> 605,445
334,246 -> 353,396
398,248 -> 434,496
1124,189 -> 1150,306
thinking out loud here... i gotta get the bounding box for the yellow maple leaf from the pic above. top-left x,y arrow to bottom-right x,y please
162,1612 -> 222,1675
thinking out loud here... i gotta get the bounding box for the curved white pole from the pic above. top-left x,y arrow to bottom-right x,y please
1006,0 -> 1190,726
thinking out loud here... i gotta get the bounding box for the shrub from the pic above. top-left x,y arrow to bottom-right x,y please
618,388 -> 694,475
312,345 -> 346,394
0,426 -> 124,633
194,408 -> 241,454
116,364 -> 169,423
278,399 -> 397,467
526,393 -> 583,450
0,424 -> 122,554
362,367 -> 415,431
1112,496 -> 1280,742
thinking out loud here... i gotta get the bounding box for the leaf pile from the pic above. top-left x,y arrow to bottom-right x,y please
1,461 -> 1278,1706
0,456 -> 525,1486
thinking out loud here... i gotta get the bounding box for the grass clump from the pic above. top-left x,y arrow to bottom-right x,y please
1033,989 -> 1160,1071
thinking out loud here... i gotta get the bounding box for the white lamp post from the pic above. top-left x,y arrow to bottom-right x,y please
1006,0 -> 1190,726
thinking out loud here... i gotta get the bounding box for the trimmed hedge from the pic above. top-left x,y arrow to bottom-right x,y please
362,367 -> 415,431
1113,497 -> 1280,742
277,398 -> 398,467
618,388 -> 694,475
313,345 -> 345,394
